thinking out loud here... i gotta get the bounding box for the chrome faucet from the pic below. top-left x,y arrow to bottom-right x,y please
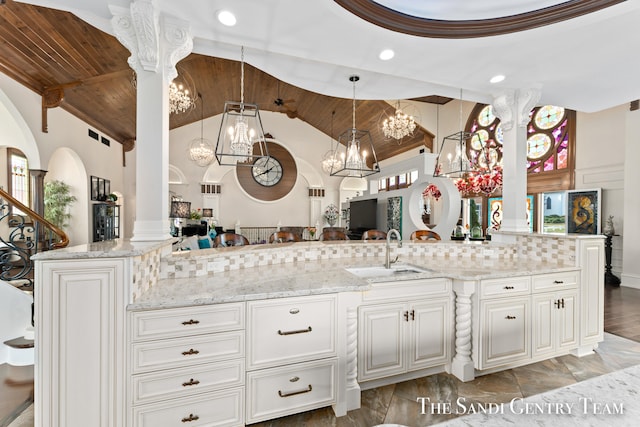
385,229 -> 402,269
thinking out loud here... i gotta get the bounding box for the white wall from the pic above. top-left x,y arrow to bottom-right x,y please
622,107 -> 640,288
576,105 -> 626,279
0,73 -> 127,241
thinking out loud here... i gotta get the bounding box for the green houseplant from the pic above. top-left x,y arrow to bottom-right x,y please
44,180 -> 77,229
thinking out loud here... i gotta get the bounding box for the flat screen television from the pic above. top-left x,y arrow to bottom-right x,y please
349,199 -> 377,232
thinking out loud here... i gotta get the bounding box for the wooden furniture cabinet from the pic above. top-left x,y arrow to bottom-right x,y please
129,303 -> 245,427
93,203 -> 120,242
245,295 -> 338,424
358,278 -> 451,383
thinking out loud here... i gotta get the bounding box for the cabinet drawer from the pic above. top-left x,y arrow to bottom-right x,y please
480,276 -> 530,299
132,387 -> 243,427
362,278 -> 451,302
532,271 -> 578,292
131,303 -> 244,341
247,295 -> 336,369
132,331 -> 244,373
132,359 -> 244,405
246,358 -> 337,424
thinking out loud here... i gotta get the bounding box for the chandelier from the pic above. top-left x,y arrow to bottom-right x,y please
169,81 -> 196,114
215,46 -> 269,166
321,110 -> 341,174
188,94 -> 214,166
330,75 -> 380,178
382,100 -> 416,141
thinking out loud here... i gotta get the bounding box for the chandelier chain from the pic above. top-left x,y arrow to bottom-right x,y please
240,46 -> 245,106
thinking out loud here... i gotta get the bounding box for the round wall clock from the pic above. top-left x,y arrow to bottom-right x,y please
252,156 -> 283,187
236,141 -> 297,201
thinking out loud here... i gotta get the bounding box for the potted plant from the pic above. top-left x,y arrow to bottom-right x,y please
44,180 -> 77,230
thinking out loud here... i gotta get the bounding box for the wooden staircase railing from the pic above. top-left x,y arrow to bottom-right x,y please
0,188 -> 69,289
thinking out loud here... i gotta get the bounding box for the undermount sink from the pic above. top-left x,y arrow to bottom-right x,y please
345,264 -> 431,279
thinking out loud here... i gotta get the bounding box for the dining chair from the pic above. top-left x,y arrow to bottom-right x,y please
319,230 -> 349,241
410,230 -> 441,241
214,232 -> 250,247
361,229 -> 387,240
269,231 -> 301,243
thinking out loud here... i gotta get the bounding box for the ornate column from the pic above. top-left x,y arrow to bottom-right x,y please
451,280 -> 476,382
492,89 -> 540,232
110,0 -> 192,241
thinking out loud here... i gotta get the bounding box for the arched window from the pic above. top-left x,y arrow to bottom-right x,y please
7,148 -> 30,214
467,103 -> 575,193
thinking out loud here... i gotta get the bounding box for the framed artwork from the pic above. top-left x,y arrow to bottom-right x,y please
567,189 -> 601,234
91,176 -> 111,201
487,195 -> 534,232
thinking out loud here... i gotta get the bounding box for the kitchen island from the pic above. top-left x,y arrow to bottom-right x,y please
33,232 -> 604,427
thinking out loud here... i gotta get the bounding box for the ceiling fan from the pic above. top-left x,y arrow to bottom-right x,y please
274,81 -> 297,119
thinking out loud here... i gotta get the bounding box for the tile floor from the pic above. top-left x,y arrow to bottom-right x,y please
7,284 -> 640,427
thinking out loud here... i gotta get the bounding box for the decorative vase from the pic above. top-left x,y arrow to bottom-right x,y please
603,215 -> 615,236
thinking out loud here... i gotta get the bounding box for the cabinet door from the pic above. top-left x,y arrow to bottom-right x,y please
408,299 -> 450,371
532,294 -> 554,357
36,259 -> 126,427
578,239 -> 604,345
480,298 -> 530,370
557,290 -> 578,351
358,303 -> 406,381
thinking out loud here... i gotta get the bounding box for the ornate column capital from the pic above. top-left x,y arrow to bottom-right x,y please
492,88 -> 541,131
110,0 -> 192,83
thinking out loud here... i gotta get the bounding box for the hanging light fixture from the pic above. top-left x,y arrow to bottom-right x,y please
321,110 -> 341,174
131,66 -> 197,115
330,75 -> 380,178
382,100 -> 416,141
215,46 -> 269,166
433,89 -> 476,178
188,94 -> 214,166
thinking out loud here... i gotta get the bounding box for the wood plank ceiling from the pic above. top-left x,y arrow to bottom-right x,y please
0,0 -> 446,162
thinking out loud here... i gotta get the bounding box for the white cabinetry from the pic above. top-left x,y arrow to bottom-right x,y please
577,239 -> 605,351
475,276 -> 531,370
474,271 -> 581,372
35,258 -> 127,427
245,295 -> 337,424
129,303 -> 245,427
358,279 -> 451,382
531,272 -> 578,358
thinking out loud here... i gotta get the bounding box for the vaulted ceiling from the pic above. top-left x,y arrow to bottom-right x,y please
2,0 -> 637,163
0,0 -> 437,161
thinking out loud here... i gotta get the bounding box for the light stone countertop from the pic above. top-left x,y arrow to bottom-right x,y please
130,256 -> 579,310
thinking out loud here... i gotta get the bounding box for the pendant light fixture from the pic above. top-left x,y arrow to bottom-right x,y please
330,75 -> 380,178
188,93 -> 214,166
321,110 -> 341,174
215,46 -> 269,166
382,100 -> 417,142
433,89 -> 475,178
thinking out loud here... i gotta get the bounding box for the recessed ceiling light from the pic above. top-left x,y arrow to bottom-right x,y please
217,10 -> 237,26
490,74 -> 506,84
379,49 -> 395,61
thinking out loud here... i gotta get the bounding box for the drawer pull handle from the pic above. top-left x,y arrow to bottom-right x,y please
181,319 -> 200,325
503,286 -> 514,290
181,413 -> 199,423
278,384 -> 312,398
505,315 -> 517,320
182,378 -> 200,387
403,311 -> 409,322
554,280 -> 564,284
278,326 -> 312,336
289,308 -> 300,314
181,348 -> 200,356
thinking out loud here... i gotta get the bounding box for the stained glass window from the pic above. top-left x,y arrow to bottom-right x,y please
467,104 -> 573,177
